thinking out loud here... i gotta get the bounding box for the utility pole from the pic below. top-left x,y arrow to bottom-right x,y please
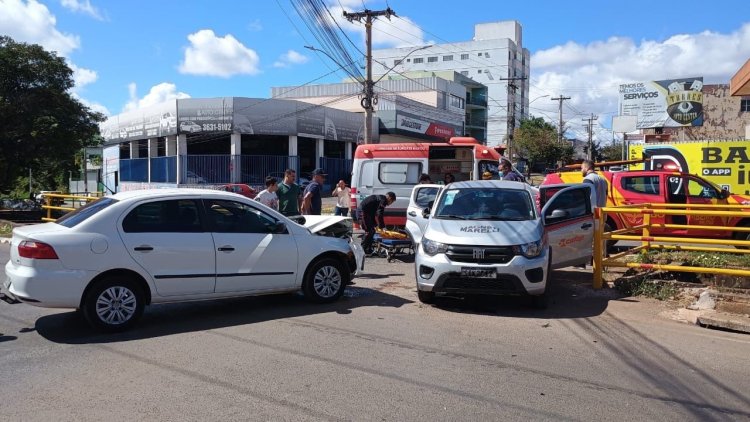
551,95 -> 570,143
344,7 -> 395,144
494,77 -> 526,161
582,114 -> 598,161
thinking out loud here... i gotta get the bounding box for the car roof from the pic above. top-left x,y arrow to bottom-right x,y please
110,188 -> 234,202
448,180 -> 534,192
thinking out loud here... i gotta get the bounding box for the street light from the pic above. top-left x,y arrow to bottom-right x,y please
528,94 -> 550,105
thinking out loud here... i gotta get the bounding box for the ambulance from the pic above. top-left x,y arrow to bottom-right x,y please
350,137 -> 503,227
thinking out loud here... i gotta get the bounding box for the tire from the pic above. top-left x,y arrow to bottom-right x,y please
417,289 -> 435,304
82,276 -> 145,332
604,221 -> 616,253
303,258 -> 348,303
734,222 -> 750,250
530,291 -> 548,309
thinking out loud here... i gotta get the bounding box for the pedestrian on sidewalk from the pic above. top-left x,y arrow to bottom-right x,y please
277,169 -> 302,216
302,168 -> 326,215
332,179 -> 351,216
254,177 -> 279,210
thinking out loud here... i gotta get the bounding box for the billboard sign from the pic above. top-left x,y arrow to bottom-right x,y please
618,77 -> 704,129
395,112 -> 457,139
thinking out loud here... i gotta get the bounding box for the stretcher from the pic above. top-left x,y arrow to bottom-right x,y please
373,232 -> 414,262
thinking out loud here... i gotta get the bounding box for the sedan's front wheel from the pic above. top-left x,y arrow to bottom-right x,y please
303,258 -> 348,303
83,276 -> 145,332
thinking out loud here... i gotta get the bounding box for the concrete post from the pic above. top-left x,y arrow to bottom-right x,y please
288,135 -> 298,172
129,141 -> 139,159
316,138 -> 325,170
176,134 -> 187,185
345,141 -> 353,160
230,132 -> 241,183
147,138 -> 158,183
166,135 -> 177,156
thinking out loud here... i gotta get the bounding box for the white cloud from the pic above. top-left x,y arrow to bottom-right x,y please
247,18 -> 262,32
123,82 -> 190,112
73,93 -> 109,115
68,62 -> 97,89
60,0 -> 104,21
178,29 -> 260,78
273,49 -> 309,68
325,1 -> 426,48
0,0 -> 80,56
528,23 -> 750,142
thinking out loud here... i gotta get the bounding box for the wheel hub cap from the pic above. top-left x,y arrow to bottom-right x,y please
313,266 -> 342,298
96,286 -> 137,325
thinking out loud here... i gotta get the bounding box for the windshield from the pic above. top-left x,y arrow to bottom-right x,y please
434,187 -> 535,221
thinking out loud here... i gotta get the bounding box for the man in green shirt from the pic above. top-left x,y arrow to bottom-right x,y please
277,168 -> 302,216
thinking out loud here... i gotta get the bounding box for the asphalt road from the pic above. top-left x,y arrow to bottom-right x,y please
1,243 -> 749,421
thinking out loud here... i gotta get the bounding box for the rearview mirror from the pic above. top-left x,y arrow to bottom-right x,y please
549,209 -> 569,219
422,207 -> 431,219
719,187 -> 729,199
271,221 -> 287,234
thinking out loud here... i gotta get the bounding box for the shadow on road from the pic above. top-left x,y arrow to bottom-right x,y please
429,269 -> 622,319
35,287 -> 412,345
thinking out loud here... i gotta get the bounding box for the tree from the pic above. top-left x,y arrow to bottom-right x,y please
513,117 -> 574,171
599,141 -> 624,162
0,36 -> 104,195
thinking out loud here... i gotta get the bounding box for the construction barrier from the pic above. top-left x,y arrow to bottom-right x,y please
593,203 -> 750,288
41,193 -> 100,222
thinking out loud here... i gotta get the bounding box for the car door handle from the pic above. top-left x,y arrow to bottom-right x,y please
581,223 -> 593,229
217,246 -> 235,252
133,246 -> 153,252
408,211 -> 417,217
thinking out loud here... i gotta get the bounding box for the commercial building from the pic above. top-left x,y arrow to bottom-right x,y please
372,20 -> 530,146
645,84 -> 750,141
99,97 -> 367,192
272,73 -> 477,143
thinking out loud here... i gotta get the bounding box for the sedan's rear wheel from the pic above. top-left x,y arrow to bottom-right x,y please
83,276 -> 145,332
303,258 -> 348,303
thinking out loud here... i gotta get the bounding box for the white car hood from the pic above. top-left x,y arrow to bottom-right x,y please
300,215 -> 350,233
424,218 -> 542,246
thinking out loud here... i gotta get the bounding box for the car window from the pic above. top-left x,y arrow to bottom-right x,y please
378,162 -> 421,184
435,187 -> 534,221
545,188 -> 590,220
622,176 -> 660,195
122,199 -> 203,233
414,187 -> 439,208
205,199 -> 280,233
687,178 -> 718,198
56,197 -> 118,228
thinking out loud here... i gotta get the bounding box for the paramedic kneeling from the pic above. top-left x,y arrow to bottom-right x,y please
359,192 -> 396,255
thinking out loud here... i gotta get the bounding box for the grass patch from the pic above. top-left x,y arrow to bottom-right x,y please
0,222 -> 12,237
614,275 -> 680,301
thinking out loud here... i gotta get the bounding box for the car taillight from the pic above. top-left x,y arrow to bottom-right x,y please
18,241 -> 59,259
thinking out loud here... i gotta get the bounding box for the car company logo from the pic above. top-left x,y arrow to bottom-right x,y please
558,235 -> 584,247
472,248 -> 485,260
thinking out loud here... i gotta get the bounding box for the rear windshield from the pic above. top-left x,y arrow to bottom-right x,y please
56,197 -> 118,228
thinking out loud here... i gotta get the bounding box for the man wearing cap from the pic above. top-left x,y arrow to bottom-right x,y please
302,168 -> 326,215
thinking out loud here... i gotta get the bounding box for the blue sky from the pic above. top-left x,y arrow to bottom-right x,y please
2,0 -> 749,140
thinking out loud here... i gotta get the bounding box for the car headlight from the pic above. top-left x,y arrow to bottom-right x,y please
422,238 -> 448,256
513,239 -> 543,258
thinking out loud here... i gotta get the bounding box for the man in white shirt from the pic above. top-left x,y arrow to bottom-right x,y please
581,159 -> 608,207
332,180 -> 351,216
254,176 -> 279,210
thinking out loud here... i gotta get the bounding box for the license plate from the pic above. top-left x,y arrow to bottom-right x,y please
460,267 -> 496,279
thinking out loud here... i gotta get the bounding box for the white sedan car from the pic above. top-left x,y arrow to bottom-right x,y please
407,181 -> 594,307
3,189 -> 364,331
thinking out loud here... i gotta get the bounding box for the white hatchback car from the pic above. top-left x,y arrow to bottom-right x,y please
407,181 -> 594,307
3,189 -> 364,331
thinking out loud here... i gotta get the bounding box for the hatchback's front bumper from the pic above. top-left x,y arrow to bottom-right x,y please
415,246 -> 548,296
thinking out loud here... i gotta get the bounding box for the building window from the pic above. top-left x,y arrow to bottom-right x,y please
443,55 -> 453,61
460,70 -> 468,76
449,94 -> 465,110
460,53 -> 469,60
427,56 -> 438,63
477,52 -> 482,56
477,69 -> 482,74
485,52 -> 490,58
394,59 -> 402,66
413,57 -> 423,64
741,99 -> 750,112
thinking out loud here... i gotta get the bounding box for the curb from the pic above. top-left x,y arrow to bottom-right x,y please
698,314 -> 750,334
0,238 -> 10,244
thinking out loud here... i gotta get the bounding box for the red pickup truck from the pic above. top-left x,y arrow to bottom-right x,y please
542,170 -> 750,244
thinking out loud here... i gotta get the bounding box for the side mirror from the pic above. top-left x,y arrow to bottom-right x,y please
271,221 -> 287,234
720,188 -> 729,199
422,207 -> 431,219
549,209 -> 569,219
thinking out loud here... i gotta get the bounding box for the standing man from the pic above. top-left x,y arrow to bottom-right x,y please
581,159 -> 608,207
499,159 -> 523,182
358,192 -> 396,255
277,168 -> 302,216
332,179 -> 351,216
302,168 -> 326,215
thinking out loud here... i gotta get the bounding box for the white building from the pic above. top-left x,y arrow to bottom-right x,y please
372,20 -> 530,147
